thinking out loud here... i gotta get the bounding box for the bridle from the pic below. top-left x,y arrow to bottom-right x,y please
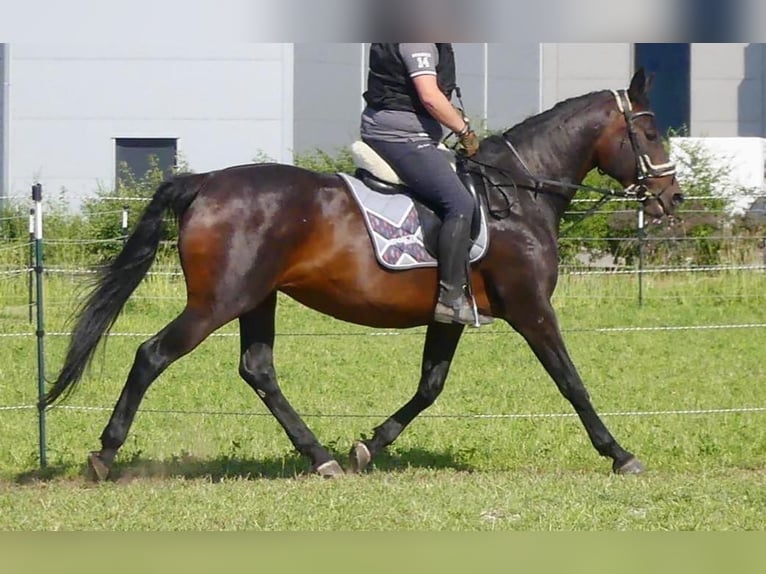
609,89 -> 677,202
458,88 -> 679,223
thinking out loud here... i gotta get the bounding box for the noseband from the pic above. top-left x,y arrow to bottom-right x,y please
610,89 -> 676,202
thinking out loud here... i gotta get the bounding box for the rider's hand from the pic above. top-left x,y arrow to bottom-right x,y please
459,127 -> 480,157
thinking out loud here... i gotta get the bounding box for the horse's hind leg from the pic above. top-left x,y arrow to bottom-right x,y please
89,307 -> 221,480
238,293 -> 343,478
509,299 -> 644,474
349,322 -> 464,473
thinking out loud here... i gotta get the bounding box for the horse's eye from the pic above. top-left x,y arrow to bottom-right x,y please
646,131 -> 658,141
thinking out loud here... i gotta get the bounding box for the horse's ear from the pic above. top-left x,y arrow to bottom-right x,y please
645,72 -> 655,94
628,67 -> 648,101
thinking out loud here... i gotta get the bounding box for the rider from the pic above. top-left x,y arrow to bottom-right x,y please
360,43 -> 492,326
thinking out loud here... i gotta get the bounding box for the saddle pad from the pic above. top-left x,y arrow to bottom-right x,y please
337,172 -> 489,271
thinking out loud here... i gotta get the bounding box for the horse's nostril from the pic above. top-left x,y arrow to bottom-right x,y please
672,193 -> 684,205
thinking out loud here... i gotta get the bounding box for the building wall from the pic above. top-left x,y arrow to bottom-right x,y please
0,44 -> 7,199
541,43 -> 632,110
292,42 -> 544,154
293,43 -> 365,155
690,43 -> 766,137
453,43 -> 487,127
485,43 -> 541,130
454,43 -> 542,131
7,43 -> 294,199
288,42 -> 766,156
4,42 -> 766,203
539,43 -> 766,139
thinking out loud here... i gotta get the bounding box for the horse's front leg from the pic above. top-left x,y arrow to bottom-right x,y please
349,322 -> 464,473
508,297 -> 645,474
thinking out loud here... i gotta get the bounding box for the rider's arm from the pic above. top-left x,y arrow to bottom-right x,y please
398,43 -> 469,135
411,75 -> 469,135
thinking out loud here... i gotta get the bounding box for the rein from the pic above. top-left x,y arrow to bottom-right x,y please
458,89 -> 677,228
461,144 -> 630,227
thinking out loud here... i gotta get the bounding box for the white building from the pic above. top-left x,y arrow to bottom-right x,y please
1,43 -> 765,205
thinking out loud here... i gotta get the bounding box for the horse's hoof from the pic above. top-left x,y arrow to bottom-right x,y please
614,456 -> 646,475
349,441 -> 371,474
315,459 -> 345,478
87,451 -> 111,482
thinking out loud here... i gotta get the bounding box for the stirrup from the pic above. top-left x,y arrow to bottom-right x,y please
467,294 -> 494,327
434,296 -> 493,327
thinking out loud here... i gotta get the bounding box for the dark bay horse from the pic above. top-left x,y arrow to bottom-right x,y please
44,68 -> 682,479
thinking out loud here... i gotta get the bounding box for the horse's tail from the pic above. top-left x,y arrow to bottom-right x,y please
42,174 -> 204,408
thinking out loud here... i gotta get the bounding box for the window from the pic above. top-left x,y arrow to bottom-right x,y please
115,138 -> 177,188
634,44 -> 691,135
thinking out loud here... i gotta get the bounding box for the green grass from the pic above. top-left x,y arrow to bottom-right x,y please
1,270 -> 765,530
2,469 -> 764,530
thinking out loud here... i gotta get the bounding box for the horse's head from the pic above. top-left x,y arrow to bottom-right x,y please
593,68 -> 684,221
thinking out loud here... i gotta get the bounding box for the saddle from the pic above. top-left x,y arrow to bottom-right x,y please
348,141 -> 485,261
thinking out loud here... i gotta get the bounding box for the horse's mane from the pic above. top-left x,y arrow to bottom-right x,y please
503,90 -> 611,143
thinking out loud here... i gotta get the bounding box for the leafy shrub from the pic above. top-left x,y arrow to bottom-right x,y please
294,147 -> 355,174
2,139 -> 762,271
81,156 -> 187,262
559,138 -> 763,268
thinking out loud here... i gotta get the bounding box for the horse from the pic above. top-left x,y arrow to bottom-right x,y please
43,68 -> 683,479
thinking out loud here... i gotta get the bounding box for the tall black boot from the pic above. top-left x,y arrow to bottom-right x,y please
433,215 -> 493,326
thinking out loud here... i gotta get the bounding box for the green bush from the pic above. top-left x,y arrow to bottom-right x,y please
81,156 -> 187,263
557,138 -> 762,268
558,170 -> 630,265
0,188 -> 90,268
294,147 -> 355,174
602,139 -> 742,267
2,140 -> 760,271
0,201 -> 30,243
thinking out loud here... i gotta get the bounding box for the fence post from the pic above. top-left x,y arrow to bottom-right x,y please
28,207 -> 34,324
121,205 -> 129,243
32,183 -> 47,468
637,206 -> 645,307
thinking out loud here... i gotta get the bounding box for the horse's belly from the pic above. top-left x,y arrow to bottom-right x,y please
280,274 -> 435,329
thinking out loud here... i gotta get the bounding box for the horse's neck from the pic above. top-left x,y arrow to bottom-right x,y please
537,125 -> 601,188
510,101 -> 608,217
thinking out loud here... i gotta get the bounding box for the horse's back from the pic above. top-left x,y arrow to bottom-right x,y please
180,161 -> 350,237
203,162 -> 342,192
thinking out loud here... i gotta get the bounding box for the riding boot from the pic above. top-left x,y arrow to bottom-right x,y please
433,215 -> 494,326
